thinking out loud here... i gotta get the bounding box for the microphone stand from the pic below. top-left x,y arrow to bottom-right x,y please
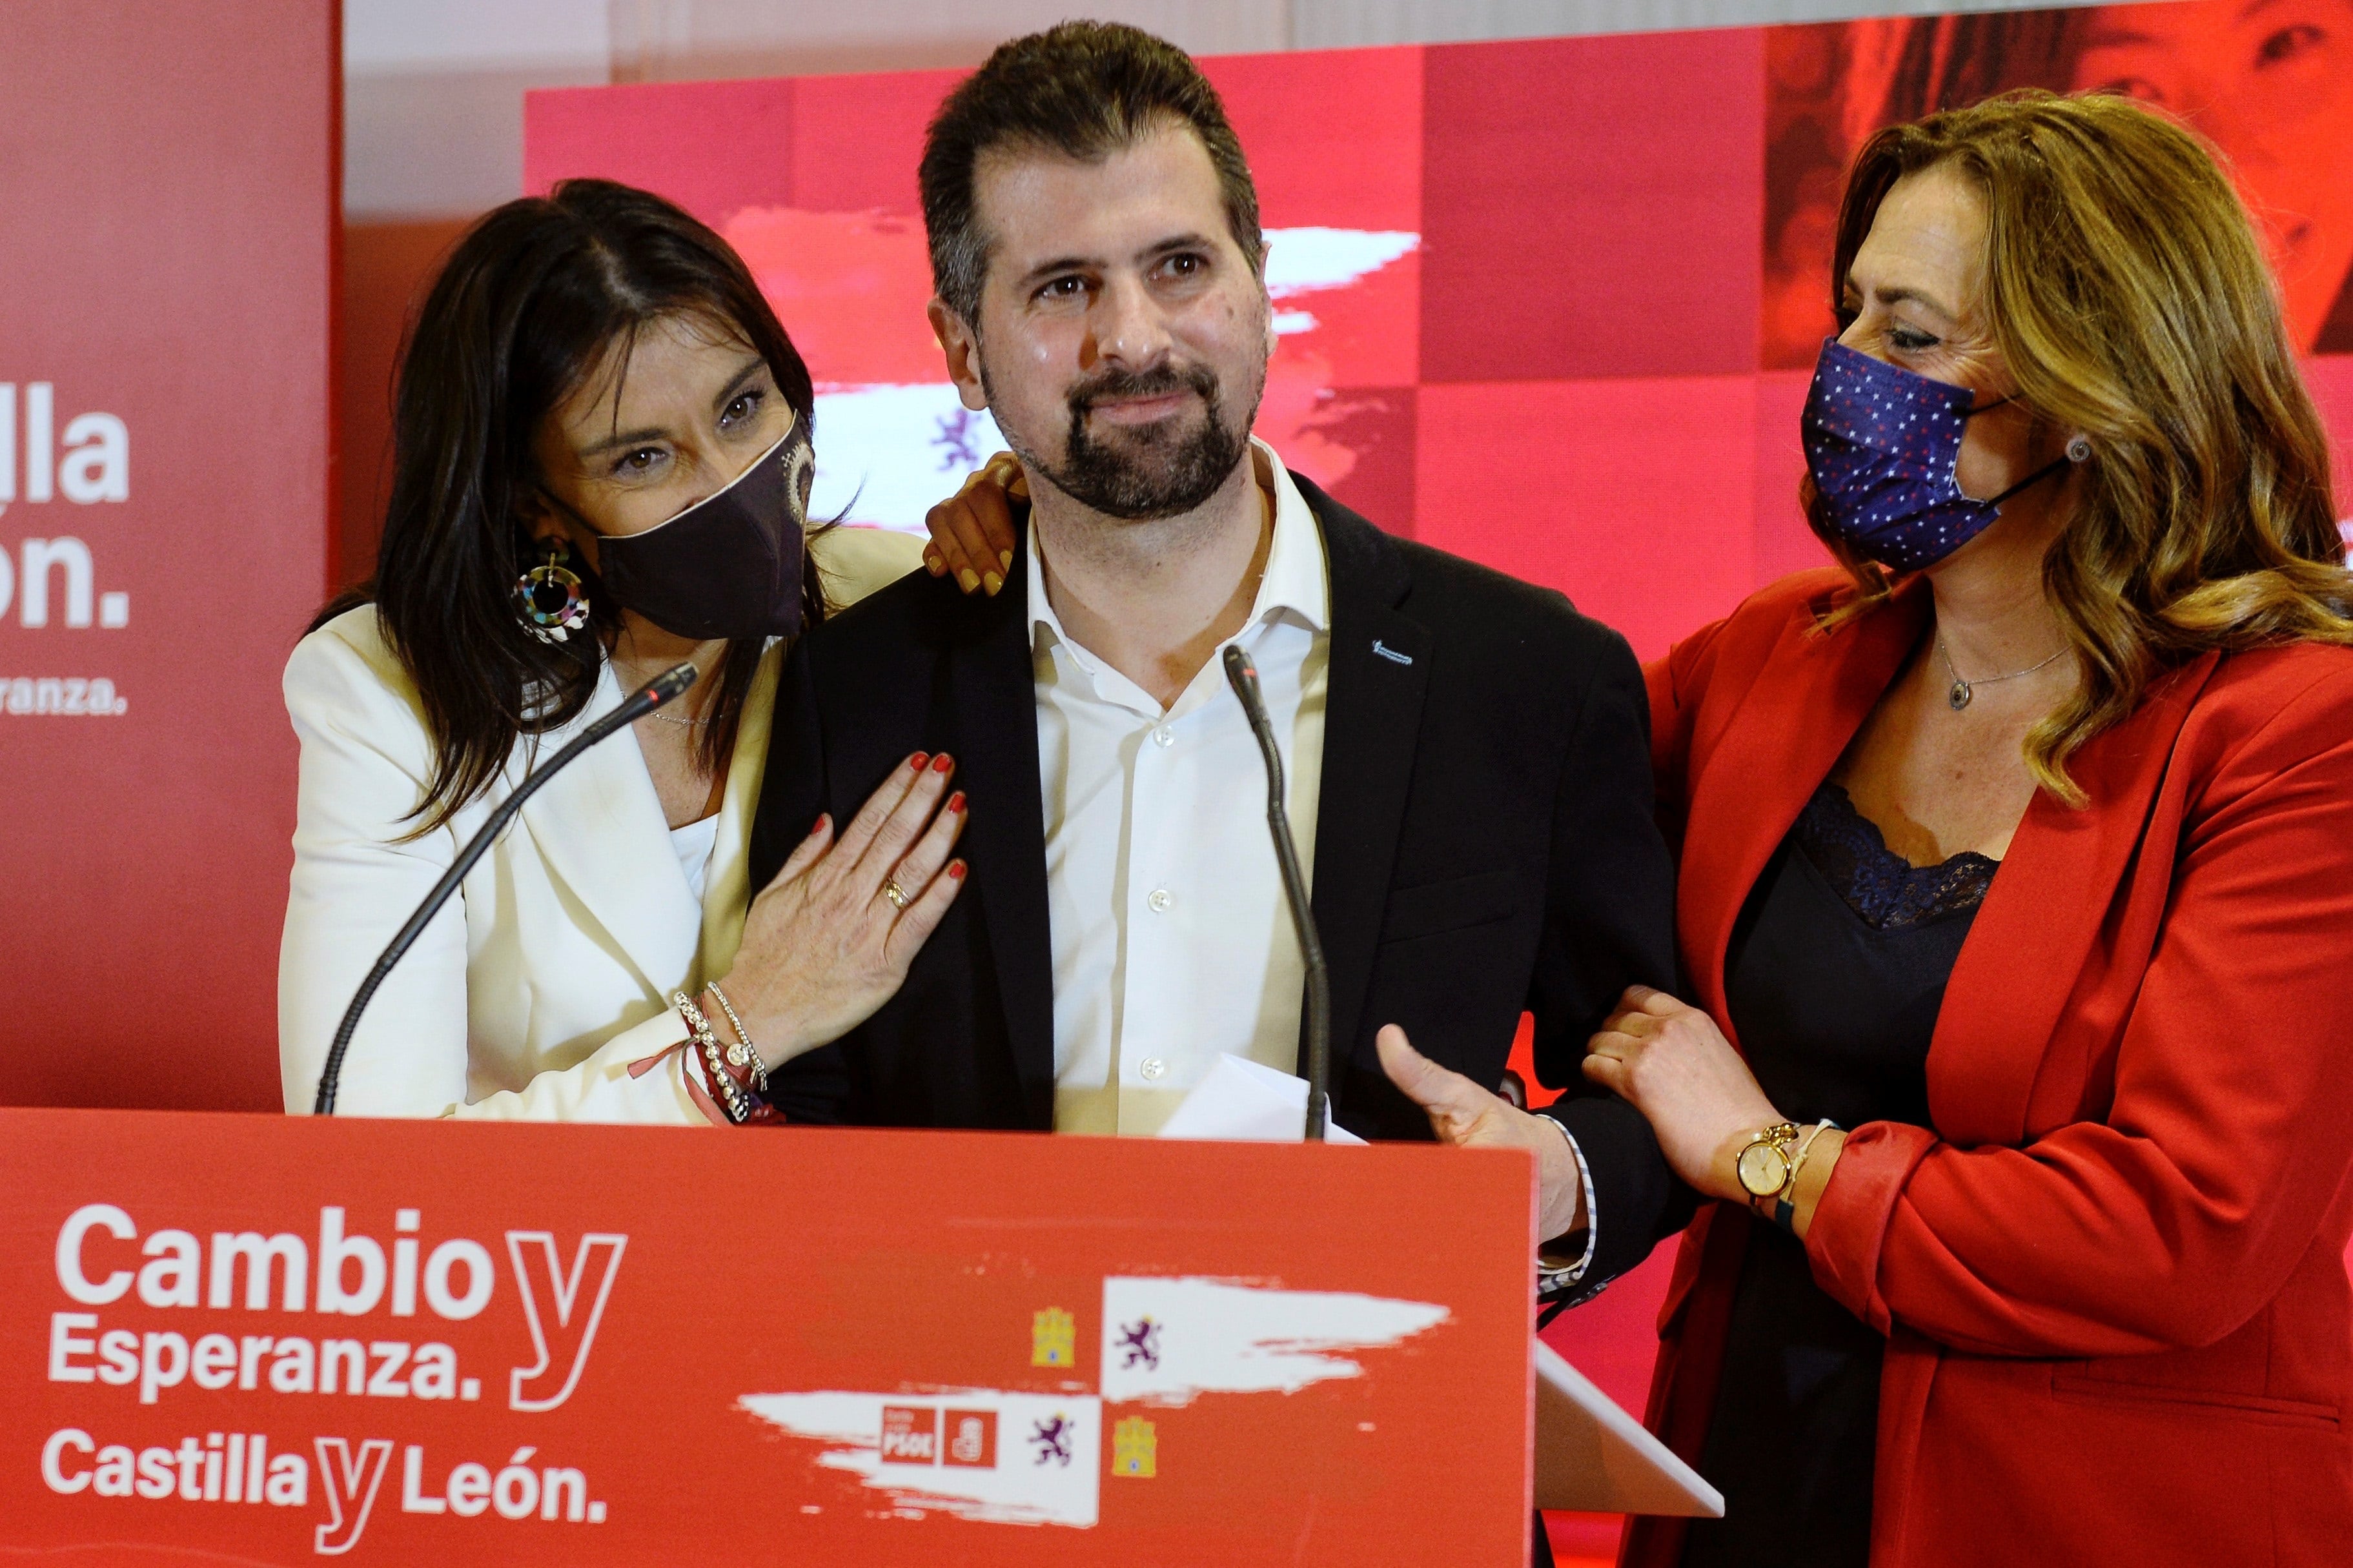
1221,645 -> 1332,1141
312,660 -> 701,1114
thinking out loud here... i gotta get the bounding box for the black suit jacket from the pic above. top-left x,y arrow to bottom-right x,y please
753,477 -> 1683,1287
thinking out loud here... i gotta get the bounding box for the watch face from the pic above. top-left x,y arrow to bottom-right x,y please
1737,1140 -> 1791,1197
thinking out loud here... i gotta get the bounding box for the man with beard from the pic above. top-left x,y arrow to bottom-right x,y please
749,23 -> 1683,1347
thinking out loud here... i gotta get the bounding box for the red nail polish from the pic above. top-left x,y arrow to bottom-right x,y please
909,752 -> 929,771
948,860 -> 966,881
932,753 -> 954,773
947,791 -> 966,814
811,813 -> 830,835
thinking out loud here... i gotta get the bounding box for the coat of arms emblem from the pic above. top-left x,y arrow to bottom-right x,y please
1112,1416 -> 1157,1479
1031,1306 -> 1075,1368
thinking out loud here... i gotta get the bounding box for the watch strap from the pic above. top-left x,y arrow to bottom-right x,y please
1771,1120 -> 1842,1233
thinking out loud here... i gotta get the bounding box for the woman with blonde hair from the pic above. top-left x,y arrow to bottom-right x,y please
1355,91 -> 2353,1564
1576,90 -> 2353,1565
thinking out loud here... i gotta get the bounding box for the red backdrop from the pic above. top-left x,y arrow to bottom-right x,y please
525,13 -> 2353,1559
0,2 -> 336,1111
523,8 -> 2353,673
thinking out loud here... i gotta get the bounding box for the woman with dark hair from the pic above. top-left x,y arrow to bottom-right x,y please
2067,0 -> 2353,352
280,178 -> 947,1123
1766,3 -> 2353,363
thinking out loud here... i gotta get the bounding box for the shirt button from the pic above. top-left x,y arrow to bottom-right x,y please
1139,1057 -> 1167,1081
1151,726 -> 1174,748
1146,888 -> 1174,913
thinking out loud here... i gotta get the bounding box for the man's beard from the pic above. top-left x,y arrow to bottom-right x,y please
988,360 -> 1259,522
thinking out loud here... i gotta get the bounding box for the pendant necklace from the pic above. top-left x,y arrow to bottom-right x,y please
1937,635 -> 2066,711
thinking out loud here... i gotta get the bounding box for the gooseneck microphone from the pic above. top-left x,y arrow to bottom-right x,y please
1222,644 -> 1332,1142
312,661 -> 702,1114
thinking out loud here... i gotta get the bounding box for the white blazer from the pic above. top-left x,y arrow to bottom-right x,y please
278,527 -> 923,1121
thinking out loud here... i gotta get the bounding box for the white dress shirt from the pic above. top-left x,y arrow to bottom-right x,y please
1025,449 -> 1600,1289
1035,440 -> 1329,1135
671,812 -> 722,906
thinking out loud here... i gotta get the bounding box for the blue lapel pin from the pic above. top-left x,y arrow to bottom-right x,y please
1371,639 -> 1413,666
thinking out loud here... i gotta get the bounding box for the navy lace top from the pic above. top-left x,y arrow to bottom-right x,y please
1677,781 -> 1995,1568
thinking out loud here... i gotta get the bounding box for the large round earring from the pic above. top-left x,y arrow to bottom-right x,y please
514,541 -> 589,642
2065,434 -> 2093,463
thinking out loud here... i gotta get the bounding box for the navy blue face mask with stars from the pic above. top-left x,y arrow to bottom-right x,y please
1801,337 -> 2070,573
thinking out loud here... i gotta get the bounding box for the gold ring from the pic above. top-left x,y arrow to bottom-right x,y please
882,879 -> 913,911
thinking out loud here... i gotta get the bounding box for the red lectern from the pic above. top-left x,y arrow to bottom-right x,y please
1,1108 -> 1536,1564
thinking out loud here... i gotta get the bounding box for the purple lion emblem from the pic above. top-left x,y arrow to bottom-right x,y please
1115,1316 -> 1162,1372
1028,1415 -> 1074,1467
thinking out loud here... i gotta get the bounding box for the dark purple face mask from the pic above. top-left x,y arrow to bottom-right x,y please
1801,338 -> 2069,573
580,418 -> 813,641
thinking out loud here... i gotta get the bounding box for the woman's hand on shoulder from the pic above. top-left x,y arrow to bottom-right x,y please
1584,986 -> 1783,1204
719,753 -> 968,1066
923,452 -> 1024,596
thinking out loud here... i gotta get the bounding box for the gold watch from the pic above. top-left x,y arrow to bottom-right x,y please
1734,1123 -> 1802,1204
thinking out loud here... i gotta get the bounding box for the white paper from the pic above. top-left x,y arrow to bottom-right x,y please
1534,1340 -> 1722,1517
1154,1054 -> 1365,1145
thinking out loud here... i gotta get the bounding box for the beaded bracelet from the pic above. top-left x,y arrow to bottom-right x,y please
674,991 -> 762,1126
1771,1119 -> 1842,1233
704,981 -> 768,1093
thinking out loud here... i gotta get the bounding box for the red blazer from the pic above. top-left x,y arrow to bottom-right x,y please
1622,569 -> 2353,1568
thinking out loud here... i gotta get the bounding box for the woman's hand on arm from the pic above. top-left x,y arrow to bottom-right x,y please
1582,985 -> 1844,1227
713,751 -> 968,1070
1809,674 -> 2353,1356
922,453 -> 1024,595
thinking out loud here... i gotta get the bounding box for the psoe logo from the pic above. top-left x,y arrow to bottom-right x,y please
878,1406 -> 937,1465
877,1406 -> 997,1469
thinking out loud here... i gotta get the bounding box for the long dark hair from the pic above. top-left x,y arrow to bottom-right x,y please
318,178 -> 821,833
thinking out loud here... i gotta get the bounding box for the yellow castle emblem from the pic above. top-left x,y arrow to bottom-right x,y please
1112,1416 -> 1157,1478
1031,1307 -> 1075,1368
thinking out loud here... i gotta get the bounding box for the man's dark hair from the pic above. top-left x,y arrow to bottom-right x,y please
918,21 -> 1264,329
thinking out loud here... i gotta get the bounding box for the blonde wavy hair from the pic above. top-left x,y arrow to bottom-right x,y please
1815,90 -> 2351,803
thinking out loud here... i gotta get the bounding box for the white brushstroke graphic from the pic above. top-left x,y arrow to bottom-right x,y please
809,383 -> 1007,535
740,1389 -> 1101,1528
1099,1276 -> 1449,1406
1262,227 -> 1420,298
807,227 -> 1418,531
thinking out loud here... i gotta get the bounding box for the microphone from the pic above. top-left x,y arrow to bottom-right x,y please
312,660 -> 702,1114
1222,644 -> 1332,1142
